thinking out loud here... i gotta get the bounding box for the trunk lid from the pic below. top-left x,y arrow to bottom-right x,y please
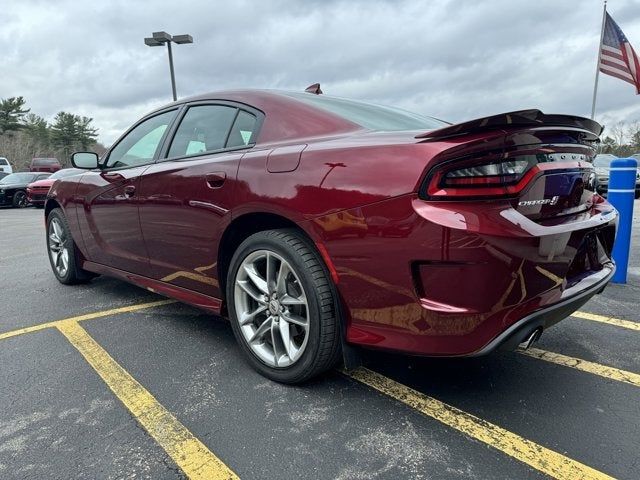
418,110 -> 602,222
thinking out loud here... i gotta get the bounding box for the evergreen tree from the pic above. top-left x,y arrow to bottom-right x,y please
23,113 -> 50,150
77,116 -> 98,150
0,96 -> 30,133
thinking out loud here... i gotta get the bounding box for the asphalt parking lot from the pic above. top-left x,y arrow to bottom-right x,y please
1,205 -> 639,480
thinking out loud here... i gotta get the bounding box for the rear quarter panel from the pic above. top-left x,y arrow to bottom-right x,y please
234,132 -> 444,220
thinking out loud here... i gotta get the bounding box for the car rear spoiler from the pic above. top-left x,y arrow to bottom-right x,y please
416,109 -> 603,141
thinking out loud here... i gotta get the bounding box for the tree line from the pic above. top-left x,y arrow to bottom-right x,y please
0,96 -> 106,171
599,122 -> 640,157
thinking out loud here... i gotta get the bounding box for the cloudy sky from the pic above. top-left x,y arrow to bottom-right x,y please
2,0 -> 640,145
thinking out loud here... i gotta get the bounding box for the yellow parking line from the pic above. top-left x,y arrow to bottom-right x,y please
0,320 -> 60,341
520,348 -> 640,388
346,367 -> 613,480
0,299 -> 176,342
57,320 -> 237,480
573,311 -> 640,331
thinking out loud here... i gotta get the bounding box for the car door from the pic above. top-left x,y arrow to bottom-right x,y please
76,109 -> 178,274
138,103 -> 260,298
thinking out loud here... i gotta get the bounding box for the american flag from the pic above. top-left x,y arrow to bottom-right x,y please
599,12 -> 640,94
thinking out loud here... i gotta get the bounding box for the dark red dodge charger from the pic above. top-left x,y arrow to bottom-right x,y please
45,88 -> 616,383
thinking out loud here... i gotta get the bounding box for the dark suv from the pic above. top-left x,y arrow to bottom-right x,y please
30,157 -> 62,173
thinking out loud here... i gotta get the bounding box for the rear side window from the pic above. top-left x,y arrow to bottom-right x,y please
226,110 -> 257,148
168,105 -> 238,158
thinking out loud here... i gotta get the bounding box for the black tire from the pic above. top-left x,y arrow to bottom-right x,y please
635,190 -> 640,200
12,190 -> 28,208
226,228 -> 342,383
46,208 -> 97,284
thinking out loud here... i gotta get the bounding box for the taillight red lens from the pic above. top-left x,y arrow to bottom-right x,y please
422,151 -> 595,199
425,155 -> 540,198
441,159 -> 531,187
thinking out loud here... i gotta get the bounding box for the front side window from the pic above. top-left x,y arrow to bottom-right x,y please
167,105 -> 239,159
106,110 -> 176,168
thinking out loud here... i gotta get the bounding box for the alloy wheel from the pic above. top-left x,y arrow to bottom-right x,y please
48,218 -> 69,277
233,249 -> 310,368
14,191 -> 27,208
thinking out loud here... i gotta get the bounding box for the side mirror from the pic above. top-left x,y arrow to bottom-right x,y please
71,152 -> 99,169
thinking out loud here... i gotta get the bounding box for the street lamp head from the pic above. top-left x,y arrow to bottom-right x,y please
152,31 -> 172,43
172,34 -> 193,44
144,37 -> 164,47
144,30 -> 193,101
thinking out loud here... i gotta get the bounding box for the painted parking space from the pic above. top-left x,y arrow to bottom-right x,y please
1,205 -> 639,479
0,329 -> 177,479
82,308 -> 548,480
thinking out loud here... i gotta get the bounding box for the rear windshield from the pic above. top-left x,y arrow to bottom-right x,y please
32,158 -> 60,165
594,155 -> 617,167
284,92 -> 448,131
0,158 -> 8,165
49,168 -> 83,180
0,173 -> 37,184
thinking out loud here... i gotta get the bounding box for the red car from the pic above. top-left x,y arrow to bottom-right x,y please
27,168 -> 84,207
30,157 -> 62,173
44,88 -> 616,383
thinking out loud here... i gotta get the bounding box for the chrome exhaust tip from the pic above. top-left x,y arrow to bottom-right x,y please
518,328 -> 542,350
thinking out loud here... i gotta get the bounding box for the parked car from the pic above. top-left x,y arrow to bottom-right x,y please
0,157 -> 13,174
0,172 -> 51,207
594,153 -> 640,198
0,172 -> 8,181
30,157 -> 62,173
27,168 -> 84,208
44,88 -> 616,383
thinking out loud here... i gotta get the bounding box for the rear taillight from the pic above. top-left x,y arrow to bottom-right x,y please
441,159 -> 531,187
423,153 -> 588,199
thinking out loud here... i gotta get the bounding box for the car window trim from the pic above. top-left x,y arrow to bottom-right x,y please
156,100 -> 264,164
223,108 -> 241,148
101,106 -> 182,172
162,103 -> 240,161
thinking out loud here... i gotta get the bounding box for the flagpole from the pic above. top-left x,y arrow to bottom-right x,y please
591,0 -> 608,119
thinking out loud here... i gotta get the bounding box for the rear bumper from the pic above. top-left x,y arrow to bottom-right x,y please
315,193 -> 617,357
470,262 -> 614,356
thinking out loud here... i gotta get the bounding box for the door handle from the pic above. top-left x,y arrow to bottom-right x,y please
206,172 -> 226,189
124,185 -> 136,198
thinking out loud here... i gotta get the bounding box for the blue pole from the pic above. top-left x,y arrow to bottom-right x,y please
607,158 -> 637,284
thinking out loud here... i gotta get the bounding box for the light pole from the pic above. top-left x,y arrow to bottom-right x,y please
144,31 -> 193,101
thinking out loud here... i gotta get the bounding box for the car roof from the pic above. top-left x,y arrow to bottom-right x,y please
146,89 -> 364,144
